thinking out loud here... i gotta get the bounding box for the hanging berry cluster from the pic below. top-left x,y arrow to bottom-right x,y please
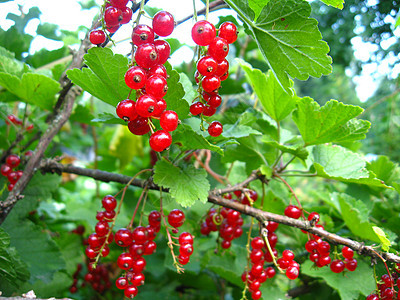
367,269 -> 400,300
5,114 -> 34,131
1,154 -> 25,191
116,11 -> 180,152
190,20 -> 238,137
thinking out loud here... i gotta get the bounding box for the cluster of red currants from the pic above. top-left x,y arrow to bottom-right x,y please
89,0 -> 133,45
116,11 -> 179,152
1,154 -> 25,191
5,114 -> 34,131
367,268 -> 400,300
190,20 -> 238,137
70,261 -> 111,294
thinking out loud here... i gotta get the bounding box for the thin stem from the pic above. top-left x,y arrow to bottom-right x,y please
193,151 -> 226,184
193,0 -> 198,22
206,0 -> 210,20
371,249 -> 395,292
261,227 -> 283,273
278,155 -> 296,173
274,173 -> 305,219
134,0 -> 146,25
128,184 -> 149,229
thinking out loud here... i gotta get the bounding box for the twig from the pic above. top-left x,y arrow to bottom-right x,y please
176,0 -> 227,25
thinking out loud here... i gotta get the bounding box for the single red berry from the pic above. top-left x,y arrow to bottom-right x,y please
131,258 -> 146,273
125,66 -> 147,90
115,228 -> 133,247
251,290 -> 262,300
152,11 -> 175,36
152,98 -> 167,117
345,258 -> 357,271
109,0 -> 129,9
6,114 -> 22,125
282,249 -> 295,261
124,285 -> 138,298
249,280 -> 261,292
266,221 -> 279,232
317,241 -> 331,256
154,40 -> 171,65
208,121 -> 223,137
202,75 -> 221,93
215,59 -> 229,77
286,266 -> 299,280
128,116 -> 150,135
131,24 -> 155,46
145,75 -> 168,99
132,226 -> 148,245
120,7 -> 132,24
258,270 -> 267,283
117,252 -> 134,270
190,102 -> 204,115
102,195 -> 117,211
330,259 -> 345,273
148,210 -> 161,226
277,258 -> 290,269
25,150 -> 34,156
1,164 -> 12,176
220,71 -> 229,81
317,255 -> 331,267
149,130 -> 172,152
6,154 -> 20,168
305,240 -> 318,253
284,205 -> 302,219
265,266 -> 276,278
101,245 -> 110,257
143,240 -> 157,255
135,43 -> 159,69
221,240 -> 231,249
218,21 -> 238,44
179,243 -> 194,256
160,110 -> 179,132
148,64 -> 167,78
168,209 -> 185,228
208,37 -> 229,62
250,263 -> 264,277
95,221 -> 109,237
85,247 -> 98,259
342,246 -> 354,259
179,232 -> 194,245
106,24 -> 120,33
381,288 -> 394,299
250,249 -> 264,264
366,295 -> 379,300
116,99 -> 138,121
208,94 -> 222,108
115,277 -> 128,289
69,286 -> 77,293
26,124 -> 34,131
192,20 -> 216,46
226,210 -> 240,225
197,56 -> 218,76
104,6 -> 122,27
308,211 -> 320,223
7,183 -> 14,191
202,105 -> 216,117
7,171 -> 19,184
136,94 -> 157,117
89,29 -> 106,45
178,254 -> 190,265
251,237 -> 264,250
87,233 -> 104,248
96,211 -> 105,221
129,243 -> 144,257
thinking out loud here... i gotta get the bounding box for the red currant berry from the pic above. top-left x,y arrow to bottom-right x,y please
266,221 -> 279,232
282,249 -> 295,261
221,240 -> 231,249
251,290 -> 262,300
249,280 -> 261,292
284,204 -> 302,219
366,295 -> 379,300
120,7 -> 132,24
102,195 -> 117,211
154,40 -> 171,65
124,285 -> 138,298
179,232 -> 194,245
149,130 -> 172,152
317,241 -> 330,255
190,102 -> 205,115
148,210 -> 161,226
1,164 -> 12,176
330,259 -> 345,273
109,0 -> 129,9
179,243 -> 194,256
106,24 -> 120,33
308,211 -> 320,223
7,183 -> 14,191
192,20 -> 216,46
318,255 -> 331,267
345,258 -> 357,271
132,24 -> 155,46
286,266 -> 299,280
251,237 -> 264,250
117,252 -> 134,270
125,66 -> 147,90
136,94 -> 157,117
129,243 -> 144,257
168,209 -> 185,228
95,211 -> 105,221
250,249 -> 264,263
202,105 -> 216,117
277,258 -> 290,269
89,29 -> 106,45
250,263 -> 264,277
6,154 -> 20,168
135,43 -> 159,69
115,228 -> 133,247
208,37 -> 229,62
152,98 -> 167,117
132,226 -> 148,245
6,114 -> 22,125
128,116 -> 150,135
265,266 -> 276,278
197,56 -> 218,76
115,277 -> 128,289
148,64 -> 167,78
178,254 -> 190,265
160,110 -> 179,132
145,75 -> 168,99
208,94 -> 222,108
7,171 -> 19,184
152,11 -> 175,36
143,240 -> 157,255
202,75 -> 221,93
116,99 -> 138,121
85,247 -> 98,259
104,6 -> 122,27
305,240 -> 318,253
132,258 -> 146,273
218,21 -> 238,44
341,246 -> 354,259
208,121 -> 223,137
95,221 -> 109,237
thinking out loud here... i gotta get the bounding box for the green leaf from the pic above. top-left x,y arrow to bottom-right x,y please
69,104 -> 94,124
66,47 -> 130,107
302,259 -> 375,300
367,156 -> 399,187
262,137 -> 309,160
91,112 -> 126,125
312,144 -> 391,188
248,0 -> 271,20
238,59 -> 296,121
0,73 -> 59,110
0,26 -> 33,59
293,98 -> 370,146
172,123 -> 223,155
319,0 -> 344,9
164,63 -> 190,119
153,158 -> 210,207
372,226 -> 391,251
0,227 -> 10,247
337,193 -> 381,243
222,123 -> 262,139
227,0 -> 332,92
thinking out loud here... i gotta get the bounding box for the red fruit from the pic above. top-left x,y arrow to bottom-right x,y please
366,295 -> 379,300
115,277 -> 128,289
135,43 -> 159,69
190,102 -> 204,115
221,240 -> 231,249
104,6 -> 122,27
7,171 -> 19,184
179,243 -> 194,256
6,114 -> 22,125
89,29 -> 106,45
168,209 -> 185,228
1,164 -> 12,176
6,154 -> 20,168
132,226 -> 148,245
102,195 -> 117,211
132,257 -> 146,273
128,116 -> 150,135
345,258 -> 357,271
251,290 -> 262,300
136,94 -> 157,117
129,243 -> 144,257
265,266 -> 276,278
148,64 -> 167,78
131,24 -> 155,46
179,232 -> 194,245
148,210 -> 161,226
154,40 -> 171,65
101,245 -> 110,257
305,240 -> 318,253
131,272 -> 145,286
284,204 -> 302,219
202,105 -> 216,117
218,21 -> 238,44
197,56 -> 218,76
277,258 -> 289,269
85,247 -> 98,259
192,20 -> 216,46
7,183 -> 14,191
250,263 -> 264,277
115,228 -> 133,247
95,221 -> 109,237
286,266 -> 299,280
110,0 -> 129,9
308,211 -> 320,223
208,37 -> 229,62
24,150 -> 34,156
330,259 -> 345,273
26,124 -> 34,131
149,130 -> 172,152
117,253 -> 134,270
282,249 -> 295,261
202,75 -> 221,93
251,237 -> 264,250
178,254 -> 190,265
124,285 -> 138,298
266,221 -> 279,232
153,98 -> 167,117
87,233 -> 104,248
249,280 -> 260,292
208,121 -> 223,137
208,94 -> 222,108
250,249 -> 264,263
145,75 -> 168,99
152,11 -> 175,36
106,24 -> 120,33
317,241 -> 331,256
215,59 -> 229,77
143,241 -> 157,255
226,210 -> 240,225
116,99 -> 137,121
160,110 -> 179,131
125,66 -> 147,90
342,246 -> 354,259
120,6 -> 132,24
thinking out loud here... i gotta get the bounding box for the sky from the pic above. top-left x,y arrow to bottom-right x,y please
0,0 -> 398,102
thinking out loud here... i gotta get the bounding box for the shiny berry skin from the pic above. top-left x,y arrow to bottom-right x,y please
160,110 -> 179,131
131,272 -> 145,286
125,66 -> 147,90
250,249 -> 264,263
121,7 -> 132,24
89,29 -> 106,45
6,114 -> 22,125
179,243 -> 193,256
178,254 -> 190,265
85,247 -> 98,259
179,232 -> 194,245
136,94 -> 157,117
305,240 -> 318,252
117,253 -> 134,270
330,259 -> 345,273
265,266 -> 276,278
128,116 -> 150,135
208,37 -> 229,62
148,210 -> 161,226
251,237 -> 264,249
192,20 -> 216,46
197,56 -> 218,76
153,98 -> 167,117
208,121 -> 223,137
208,94 -> 222,108
145,75 -> 168,99
115,277 -> 128,289
190,102 -> 204,115
284,205 -> 302,219
106,24 -> 120,33
116,99 -> 137,121
148,64 -> 167,78
216,59 -> 229,77
317,241 -> 331,255
115,228 -> 133,247
318,255 -> 331,267
104,6 -> 122,27
102,195 -> 117,211
168,209 -> 185,228
133,226 -> 148,245
131,24 -> 155,46
249,280 -> 261,292
95,221 -> 109,237
135,43 -> 159,69
152,11 -> 175,36
143,241 -> 157,255
87,233 -> 103,248
154,40 -> 171,64
286,266 -> 299,280
132,257 -> 146,273
1,164 -> 12,176
218,21 -> 238,44
341,246 -> 354,259
251,290 -> 262,300
220,70 -> 229,80
124,285 -> 138,298
110,0 -> 129,9
308,211 -> 320,223
7,184 -> 14,191
202,75 -> 221,93
202,105 -> 216,117
221,240 -> 231,249
345,258 -> 357,271
366,295 -> 379,300
7,171 -> 19,184
149,130 -> 172,152
6,154 -> 20,168
282,249 -> 295,261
